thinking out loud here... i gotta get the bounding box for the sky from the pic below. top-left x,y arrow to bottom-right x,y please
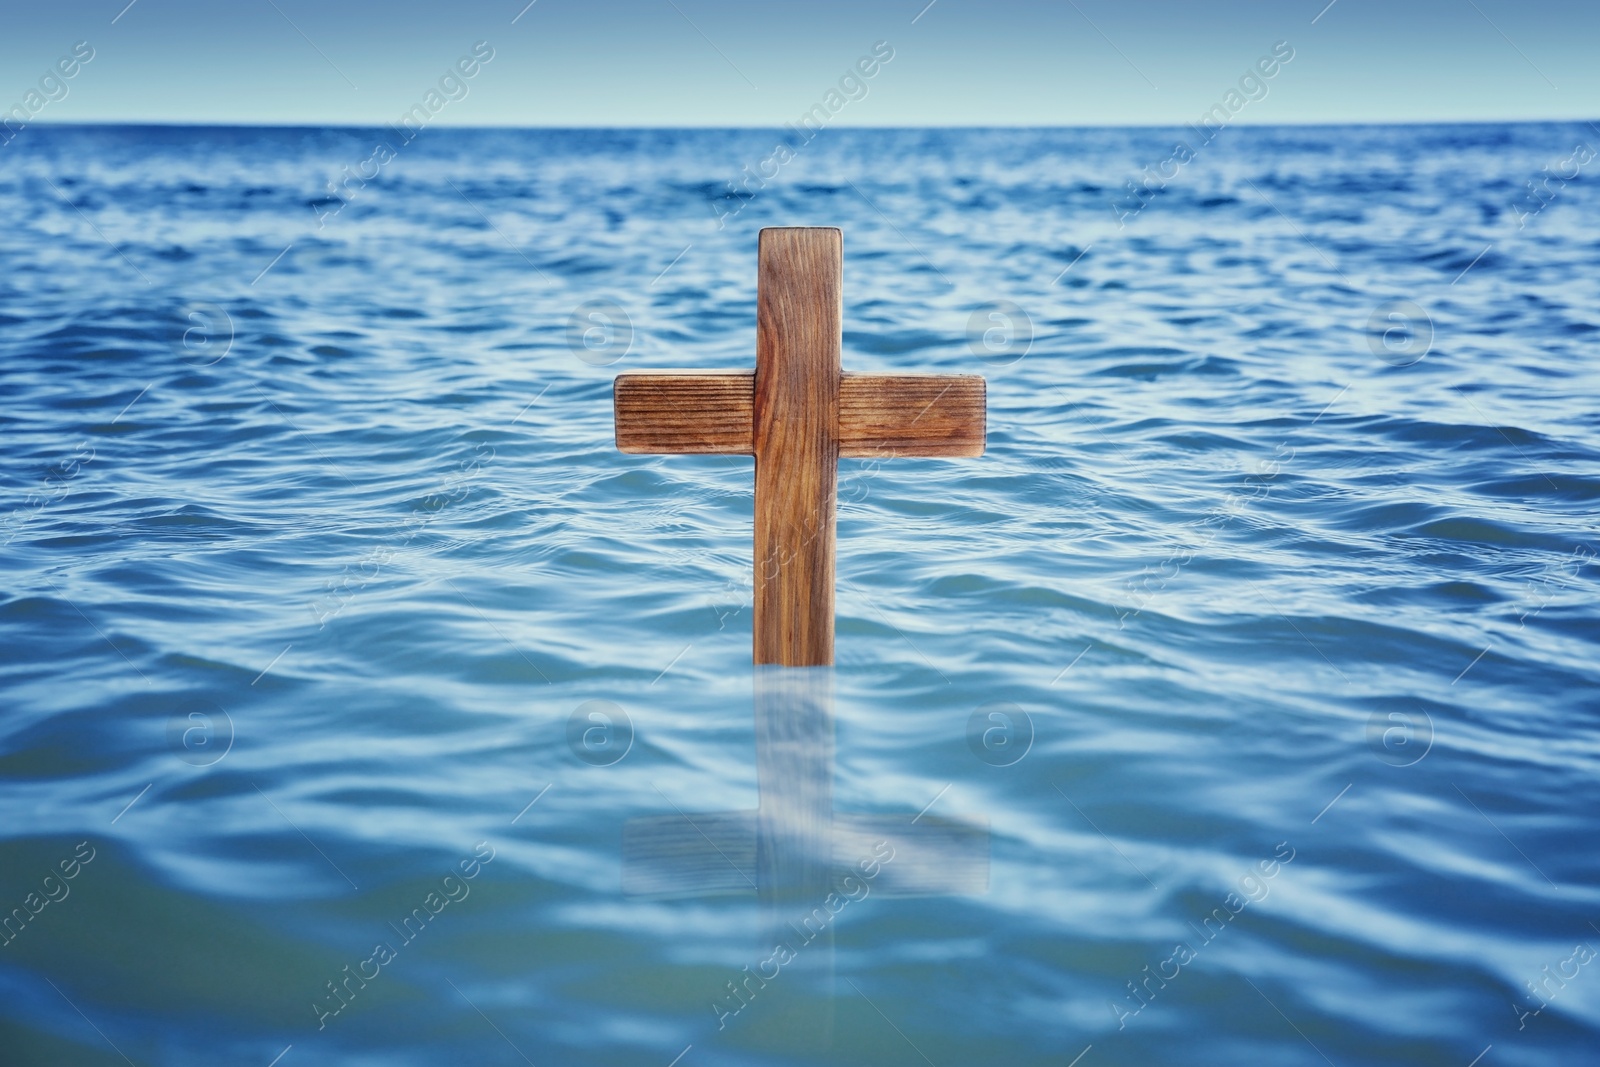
1,0 -> 1595,127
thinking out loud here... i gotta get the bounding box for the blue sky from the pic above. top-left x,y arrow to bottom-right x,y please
2,0 -> 1594,126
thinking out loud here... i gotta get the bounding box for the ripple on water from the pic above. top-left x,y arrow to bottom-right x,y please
0,123 -> 1597,1067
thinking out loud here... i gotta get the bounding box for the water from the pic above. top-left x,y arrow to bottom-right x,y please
2,124 -> 1598,1066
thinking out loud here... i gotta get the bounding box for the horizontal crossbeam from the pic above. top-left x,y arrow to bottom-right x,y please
614,370 -> 754,454
614,370 -> 985,458
839,373 -> 986,458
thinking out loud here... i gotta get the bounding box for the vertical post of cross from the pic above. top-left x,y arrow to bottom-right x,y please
754,227 -> 841,667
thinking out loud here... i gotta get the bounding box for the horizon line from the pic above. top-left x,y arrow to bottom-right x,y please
14,116 -> 1600,132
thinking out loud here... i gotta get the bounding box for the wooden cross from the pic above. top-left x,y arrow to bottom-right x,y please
613,227 -> 986,666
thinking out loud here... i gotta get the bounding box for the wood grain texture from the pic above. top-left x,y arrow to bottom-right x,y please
838,373 -> 986,458
753,227 -> 841,667
608,227 -> 988,667
613,370 -> 753,454
614,371 -> 984,458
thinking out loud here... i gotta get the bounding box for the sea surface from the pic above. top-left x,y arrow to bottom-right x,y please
2,124 -> 1598,1066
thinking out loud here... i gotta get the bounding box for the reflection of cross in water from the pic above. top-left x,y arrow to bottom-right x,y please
623,669 -> 988,1041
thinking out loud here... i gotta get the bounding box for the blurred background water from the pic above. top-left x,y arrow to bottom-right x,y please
1,124 -> 1598,1066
